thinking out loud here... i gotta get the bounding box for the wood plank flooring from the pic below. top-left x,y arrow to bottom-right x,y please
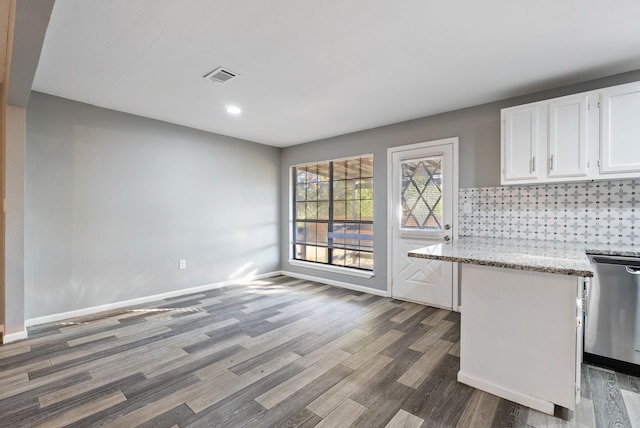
0,275 -> 638,427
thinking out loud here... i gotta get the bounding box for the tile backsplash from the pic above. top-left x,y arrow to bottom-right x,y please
459,179 -> 640,246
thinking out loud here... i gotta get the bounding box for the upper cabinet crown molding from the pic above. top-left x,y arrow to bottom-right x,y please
501,81 -> 640,185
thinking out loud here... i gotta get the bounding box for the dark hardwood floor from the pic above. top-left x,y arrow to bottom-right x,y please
0,275 -> 637,427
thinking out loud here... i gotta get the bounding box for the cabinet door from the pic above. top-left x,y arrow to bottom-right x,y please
548,95 -> 589,178
600,81 -> 640,174
502,103 -> 543,183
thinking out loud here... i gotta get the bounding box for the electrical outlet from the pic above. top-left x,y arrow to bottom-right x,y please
179,259 -> 186,270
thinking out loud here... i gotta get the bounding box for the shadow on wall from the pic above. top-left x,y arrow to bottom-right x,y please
25,93 -> 281,320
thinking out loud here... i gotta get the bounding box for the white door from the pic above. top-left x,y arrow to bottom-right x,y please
389,138 -> 457,309
501,102 -> 544,184
600,81 -> 640,174
548,94 -> 590,179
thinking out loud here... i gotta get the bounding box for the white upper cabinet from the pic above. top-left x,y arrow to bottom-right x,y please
501,80 -> 640,185
502,103 -> 543,183
548,94 -> 589,179
600,81 -> 640,175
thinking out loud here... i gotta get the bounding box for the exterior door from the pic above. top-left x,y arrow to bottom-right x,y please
389,138 -> 457,309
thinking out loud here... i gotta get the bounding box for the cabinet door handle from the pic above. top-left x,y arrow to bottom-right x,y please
550,155 -> 554,171
532,156 -> 536,173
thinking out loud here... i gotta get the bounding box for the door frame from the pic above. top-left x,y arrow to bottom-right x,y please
386,137 -> 460,310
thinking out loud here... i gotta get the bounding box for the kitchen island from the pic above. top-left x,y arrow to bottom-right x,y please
408,237 -> 594,415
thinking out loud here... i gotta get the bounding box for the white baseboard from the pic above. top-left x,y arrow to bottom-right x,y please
281,270 -> 389,297
25,271 -> 282,327
457,371 -> 555,415
3,330 -> 28,344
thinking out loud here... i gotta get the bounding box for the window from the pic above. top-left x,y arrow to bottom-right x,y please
401,156 -> 443,230
293,155 -> 373,271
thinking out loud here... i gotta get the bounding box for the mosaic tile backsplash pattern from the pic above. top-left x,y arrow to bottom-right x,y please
459,178 -> 640,246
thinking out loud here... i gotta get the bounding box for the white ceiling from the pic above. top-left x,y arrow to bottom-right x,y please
33,0 -> 640,147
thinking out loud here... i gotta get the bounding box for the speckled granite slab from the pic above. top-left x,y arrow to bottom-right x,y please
584,244 -> 640,258
408,236 -> 595,277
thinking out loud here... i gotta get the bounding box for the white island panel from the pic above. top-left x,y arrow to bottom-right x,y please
459,264 -> 581,414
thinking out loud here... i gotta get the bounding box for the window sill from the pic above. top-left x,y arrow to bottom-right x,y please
287,260 -> 375,278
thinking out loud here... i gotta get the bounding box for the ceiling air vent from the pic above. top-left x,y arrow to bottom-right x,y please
203,67 -> 239,84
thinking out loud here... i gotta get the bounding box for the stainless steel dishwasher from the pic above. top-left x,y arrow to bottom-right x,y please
585,253 -> 640,375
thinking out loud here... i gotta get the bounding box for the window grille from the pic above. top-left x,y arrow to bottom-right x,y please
293,155 -> 373,271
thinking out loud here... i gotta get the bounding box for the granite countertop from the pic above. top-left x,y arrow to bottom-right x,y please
584,243 -> 640,258
408,236 -> 596,277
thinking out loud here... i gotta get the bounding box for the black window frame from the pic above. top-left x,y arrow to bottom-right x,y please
292,155 -> 374,271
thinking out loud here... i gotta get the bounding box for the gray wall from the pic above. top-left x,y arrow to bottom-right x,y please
280,69 -> 640,292
5,106 -> 26,334
25,92 -> 280,319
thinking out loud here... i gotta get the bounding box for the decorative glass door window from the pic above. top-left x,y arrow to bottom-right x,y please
401,156 -> 443,230
293,155 -> 373,271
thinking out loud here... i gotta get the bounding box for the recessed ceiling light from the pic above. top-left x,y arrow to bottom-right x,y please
226,106 -> 242,115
